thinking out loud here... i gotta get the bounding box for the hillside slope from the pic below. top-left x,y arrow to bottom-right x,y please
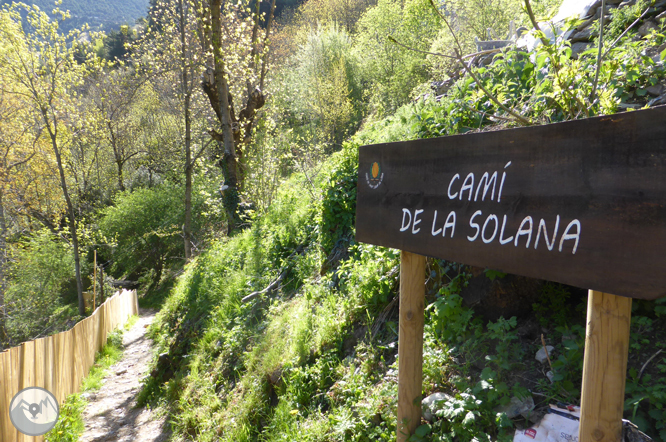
2,0 -> 149,31
138,2 -> 666,441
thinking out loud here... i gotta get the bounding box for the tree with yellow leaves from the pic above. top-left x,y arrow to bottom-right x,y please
0,3 -> 95,316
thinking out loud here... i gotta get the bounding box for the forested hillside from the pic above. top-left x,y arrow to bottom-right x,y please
1,0 -> 149,30
0,0 -> 665,441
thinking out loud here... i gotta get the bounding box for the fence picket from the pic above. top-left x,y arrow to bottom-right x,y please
0,290 -> 137,441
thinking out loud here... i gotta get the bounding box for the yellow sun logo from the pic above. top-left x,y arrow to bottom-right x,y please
366,162 -> 383,189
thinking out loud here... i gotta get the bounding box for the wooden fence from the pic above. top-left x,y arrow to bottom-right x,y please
0,289 -> 139,442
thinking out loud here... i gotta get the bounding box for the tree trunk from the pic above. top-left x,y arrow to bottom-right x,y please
180,0 -> 193,260
109,124 -> 126,192
45,118 -> 85,317
211,0 -> 241,234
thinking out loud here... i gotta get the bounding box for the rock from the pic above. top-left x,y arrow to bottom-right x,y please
535,346 -> 555,364
623,419 -> 653,442
572,42 -> 593,59
116,368 -> 128,375
638,20 -> 658,37
546,370 -> 555,383
268,367 -> 283,385
422,392 -> 452,422
157,352 -> 169,365
648,93 -> 666,107
495,395 -> 535,419
647,84 -> 665,96
570,25 -> 596,42
619,0 -> 637,7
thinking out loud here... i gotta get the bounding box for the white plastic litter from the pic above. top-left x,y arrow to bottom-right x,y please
513,404 -> 580,442
517,0 -> 600,51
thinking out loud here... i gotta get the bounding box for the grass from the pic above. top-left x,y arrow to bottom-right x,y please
45,315 -> 138,442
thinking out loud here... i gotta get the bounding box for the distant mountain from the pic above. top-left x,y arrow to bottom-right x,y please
2,0 -> 149,32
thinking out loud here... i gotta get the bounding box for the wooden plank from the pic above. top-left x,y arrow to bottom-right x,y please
397,251 -> 426,442
33,337 -> 45,389
0,351 -> 12,442
356,105 -> 666,300
9,346 -> 21,441
44,336 -> 55,395
52,333 -> 65,403
579,291 -> 632,442
21,341 -> 35,391
62,330 -> 74,398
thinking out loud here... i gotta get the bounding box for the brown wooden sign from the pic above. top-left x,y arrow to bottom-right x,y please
356,105 -> 666,300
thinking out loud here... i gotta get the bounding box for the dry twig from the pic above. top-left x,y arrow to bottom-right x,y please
541,333 -> 554,371
638,349 -> 664,380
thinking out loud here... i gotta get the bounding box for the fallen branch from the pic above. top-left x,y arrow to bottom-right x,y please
242,271 -> 286,303
638,348 -> 663,380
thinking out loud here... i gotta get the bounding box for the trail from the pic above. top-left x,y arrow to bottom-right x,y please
79,309 -> 169,442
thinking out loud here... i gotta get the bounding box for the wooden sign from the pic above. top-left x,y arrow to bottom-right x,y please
356,105 -> 666,300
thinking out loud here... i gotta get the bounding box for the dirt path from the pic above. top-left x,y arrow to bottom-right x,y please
79,309 -> 170,442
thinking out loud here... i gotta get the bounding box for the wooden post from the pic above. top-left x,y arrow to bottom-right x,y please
579,290 -> 632,442
397,251 -> 426,442
99,265 -> 105,304
93,250 -> 97,312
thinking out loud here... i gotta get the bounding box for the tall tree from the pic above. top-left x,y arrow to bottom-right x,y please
141,0 -> 211,259
0,4 -> 92,316
87,69 -> 149,192
201,0 -> 276,233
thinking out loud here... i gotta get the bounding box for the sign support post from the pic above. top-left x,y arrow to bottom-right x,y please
397,251 -> 426,442
579,291 -> 632,442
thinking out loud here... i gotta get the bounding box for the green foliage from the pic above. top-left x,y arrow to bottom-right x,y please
44,393 -> 86,442
624,314 -> 666,438
354,0 -> 441,116
605,0 -> 651,42
532,283 -> 573,328
98,177 -> 223,289
547,324 -> 585,397
316,141 -> 359,256
286,23 -> 364,150
4,229 -> 79,346
486,316 -> 520,376
337,244 -> 400,316
428,273 -> 477,343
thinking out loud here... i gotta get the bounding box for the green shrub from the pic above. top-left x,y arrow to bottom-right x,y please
4,229 -> 79,346
354,0 -> 441,116
283,23 -> 365,151
98,177 -> 224,290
